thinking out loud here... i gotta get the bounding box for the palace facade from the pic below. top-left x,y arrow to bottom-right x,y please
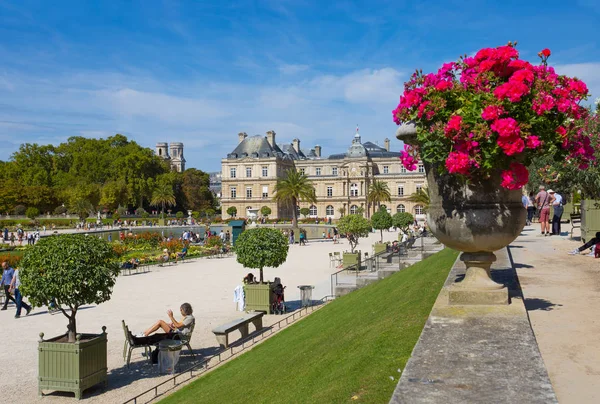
220,130 -> 426,220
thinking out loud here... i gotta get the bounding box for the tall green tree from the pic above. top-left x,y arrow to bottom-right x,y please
273,169 -> 316,228
371,207 -> 393,242
20,235 -> 120,342
71,199 -> 93,221
368,180 -> 392,214
235,228 -> 289,283
337,214 -> 372,253
150,181 -> 176,219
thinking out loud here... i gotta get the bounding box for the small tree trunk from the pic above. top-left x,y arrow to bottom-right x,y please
291,198 -> 298,228
259,268 -> 264,283
67,314 -> 77,342
380,229 -> 383,243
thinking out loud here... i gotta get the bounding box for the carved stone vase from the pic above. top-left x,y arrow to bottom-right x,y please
397,122 -> 526,305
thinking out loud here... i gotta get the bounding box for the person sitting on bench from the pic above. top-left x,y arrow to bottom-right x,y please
135,303 -> 195,343
568,232 -> 600,256
158,249 -> 170,264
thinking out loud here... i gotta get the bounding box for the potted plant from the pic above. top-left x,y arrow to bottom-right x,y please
394,43 -> 593,304
235,228 -> 289,313
337,214 -> 372,268
371,207 -> 392,254
20,234 -> 120,399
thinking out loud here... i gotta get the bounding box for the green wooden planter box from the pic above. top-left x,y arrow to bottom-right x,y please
39,328 -> 108,399
373,243 -> 388,255
581,199 -> 600,243
244,283 -> 275,314
343,251 -> 361,269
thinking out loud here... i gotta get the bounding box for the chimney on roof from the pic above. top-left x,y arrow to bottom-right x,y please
314,145 -> 321,157
266,130 -> 276,148
384,138 -> 390,152
238,132 -> 248,144
292,138 -> 300,153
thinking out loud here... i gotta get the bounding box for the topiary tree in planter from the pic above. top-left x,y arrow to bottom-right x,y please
227,206 -> 237,218
371,207 -> 393,243
20,234 -> 120,342
393,212 -> 415,233
20,234 -> 120,398
260,206 -> 271,218
26,206 -> 40,221
235,228 -> 288,283
337,214 -> 372,253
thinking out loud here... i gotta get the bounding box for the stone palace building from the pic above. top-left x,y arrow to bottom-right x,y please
220,130 -> 426,220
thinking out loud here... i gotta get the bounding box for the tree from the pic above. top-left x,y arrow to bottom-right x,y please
261,206 -> 272,217
371,207 -> 393,242
20,234 -> 120,342
181,168 -> 215,212
176,211 -> 184,219
25,207 -> 39,220
273,169 -> 316,228
337,206 -> 346,217
337,214 -> 372,253
393,212 -> 415,232
299,207 -> 310,218
150,181 -> 176,219
235,228 -> 289,283
408,188 -> 430,211
368,180 -> 392,214
227,206 -> 238,218
71,199 -> 93,221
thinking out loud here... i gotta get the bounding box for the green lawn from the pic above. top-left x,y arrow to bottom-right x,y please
160,248 -> 458,404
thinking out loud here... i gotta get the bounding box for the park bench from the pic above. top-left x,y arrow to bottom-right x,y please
570,213 -> 581,239
212,311 -> 265,348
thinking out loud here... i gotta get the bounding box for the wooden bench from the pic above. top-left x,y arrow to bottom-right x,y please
212,311 -> 265,348
570,213 -> 581,239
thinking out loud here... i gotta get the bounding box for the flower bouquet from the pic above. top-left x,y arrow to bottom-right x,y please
393,43 -> 594,190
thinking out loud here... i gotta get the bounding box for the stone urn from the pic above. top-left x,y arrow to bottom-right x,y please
397,122 -> 526,305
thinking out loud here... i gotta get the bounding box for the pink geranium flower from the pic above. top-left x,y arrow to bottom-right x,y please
501,162 -> 529,190
445,151 -> 471,175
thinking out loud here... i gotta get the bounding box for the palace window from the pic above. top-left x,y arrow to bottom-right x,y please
398,185 -> 404,196
246,167 -> 252,178
230,167 -> 237,178
416,184 -> 423,193
316,167 -> 321,176
350,183 -> 359,197
262,166 -> 268,177
299,168 -> 305,175
350,205 -> 359,215
326,205 -> 334,216
332,167 -> 338,176
327,186 -> 333,197
309,205 -> 317,216
230,187 -> 237,199
415,205 -> 424,215
397,204 -> 405,213
262,186 -> 268,199
246,187 -> 252,199
383,165 -> 389,174
418,164 -> 424,173
400,166 -> 406,174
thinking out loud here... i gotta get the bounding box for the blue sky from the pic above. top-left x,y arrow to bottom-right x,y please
1,0 -> 599,171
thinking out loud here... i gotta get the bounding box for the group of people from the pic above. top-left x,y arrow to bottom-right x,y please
0,228 -> 40,246
1,260 -> 32,318
523,185 -> 565,236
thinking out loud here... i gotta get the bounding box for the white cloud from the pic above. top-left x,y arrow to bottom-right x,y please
278,64 -> 310,75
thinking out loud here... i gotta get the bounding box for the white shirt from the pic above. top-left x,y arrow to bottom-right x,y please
552,193 -> 562,206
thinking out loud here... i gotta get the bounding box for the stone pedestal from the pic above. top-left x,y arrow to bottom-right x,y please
448,252 -> 508,305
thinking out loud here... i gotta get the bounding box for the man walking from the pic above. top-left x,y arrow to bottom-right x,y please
1,261 -> 17,310
9,266 -> 31,318
549,190 -> 563,236
535,185 -> 555,236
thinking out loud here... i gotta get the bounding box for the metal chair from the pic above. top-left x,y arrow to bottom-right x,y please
122,320 -> 152,367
